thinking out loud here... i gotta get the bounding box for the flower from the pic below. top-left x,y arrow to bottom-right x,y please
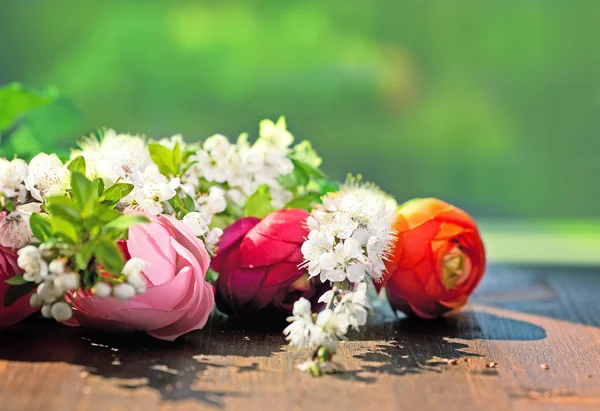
0,158 -> 28,199
69,214 -> 215,340
383,198 -> 486,318
72,130 -> 176,215
17,245 -> 48,283
24,153 -> 70,201
0,211 -> 31,249
333,282 -> 369,330
212,209 -> 325,318
0,246 -> 38,328
301,181 -> 397,284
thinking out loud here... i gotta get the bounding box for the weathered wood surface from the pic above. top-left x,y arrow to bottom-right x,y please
1,264 -> 600,411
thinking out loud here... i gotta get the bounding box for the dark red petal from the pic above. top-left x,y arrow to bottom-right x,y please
251,209 -> 309,244
227,266 -> 268,307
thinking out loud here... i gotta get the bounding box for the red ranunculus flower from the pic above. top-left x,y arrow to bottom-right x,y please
212,209 -> 324,319
0,246 -> 38,328
383,198 -> 486,318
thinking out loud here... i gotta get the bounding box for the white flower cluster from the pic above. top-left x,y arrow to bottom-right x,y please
0,155 -> 68,249
179,117 -> 296,223
17,245 -> 147,322
301,183 -> 397,284
283,283 -> 369,350
72,129 -> 177,215
18,246 -> 79,322
93,258 -> 147,300
181,212 -> 223,255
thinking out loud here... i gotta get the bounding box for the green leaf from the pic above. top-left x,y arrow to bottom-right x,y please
148,143 -> 177,176
168,195 -> 188,216
96,206 -> 122,224
102,182 -> 134,207
0,83 -> 80,159
82,270 -> 97,290
76,242 -> 96,271
67,156 -> 86,175
210,214 -> 235,230
3,282 -> 37,307
70,172 -> 96,211
0,82 -> 53,132
173,141 -> 182,172
103,214 -> 150,233
285,194 -> 321,211
44,196 -> 80,220
4,274 -> 28,286
29,213 -> 52,242
291,140 -> 323,169
307,179 -> 340,196
244,184 -> 274,219
291,158 -> 326,180
50,216 -> 80,244
93,178 -> 105,197
95,239 -> 125,275
184,194 -> 196,213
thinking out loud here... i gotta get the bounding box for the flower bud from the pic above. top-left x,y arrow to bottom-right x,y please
93,282 -> 112,298
48,259 -> 66,275
122,258 -> 146,277
51,302 -> 73,322
55,273 -> 80,293
126,272 -> 146,293
113,283 -> 136,301
29,293 -> 42,307
41,304 -> 52,318
37,282 -> 59,304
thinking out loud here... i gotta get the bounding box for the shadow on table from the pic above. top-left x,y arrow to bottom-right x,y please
473,264 -> 600,327
0,299 -> 549,397
0,314 -> 286,407
333,310 -> 547,383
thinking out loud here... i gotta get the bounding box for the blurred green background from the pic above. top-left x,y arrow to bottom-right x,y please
1,1 -> 598,263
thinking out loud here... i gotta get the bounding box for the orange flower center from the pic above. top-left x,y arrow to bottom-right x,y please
441,244 -> 472,290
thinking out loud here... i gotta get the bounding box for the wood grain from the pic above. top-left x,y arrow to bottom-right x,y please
1,264 -> 599,411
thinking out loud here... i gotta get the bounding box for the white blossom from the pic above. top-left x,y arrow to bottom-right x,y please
113,283 -> 136,301
180,117 -> 298,215
182,212 -> 210,237
48,259 -> 66,275
54,272 -> 80,293
0,158 -> 28,198
0,211 -> 32,249
94,282 -> 112,298
301,182 -> 397,284
25,153 -> 70,201
72,130 -> 175,215
122,257 -> 147,277
17,245 -> 48,283
204,227 -> 223,255
29,293 -> 42,307
50,302 -> 73,322
41,304 -> 52,318
284,298 -> 318,348
333,282 -> 370,330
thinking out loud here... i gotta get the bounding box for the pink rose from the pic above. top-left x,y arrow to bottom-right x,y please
70,214 -> 215,341
0,246 -> 38,328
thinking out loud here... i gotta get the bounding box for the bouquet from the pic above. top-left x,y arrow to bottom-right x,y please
0,117 -> 485,375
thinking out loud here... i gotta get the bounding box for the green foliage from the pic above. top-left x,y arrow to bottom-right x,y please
3,282 -> 37,307
30,172 -> 149,281
244,184 -> 274,218
0,82 -> 80,159
148,142 -> 181,177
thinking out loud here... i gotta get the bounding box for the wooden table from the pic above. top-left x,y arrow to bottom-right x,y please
1,264 -> 599,411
